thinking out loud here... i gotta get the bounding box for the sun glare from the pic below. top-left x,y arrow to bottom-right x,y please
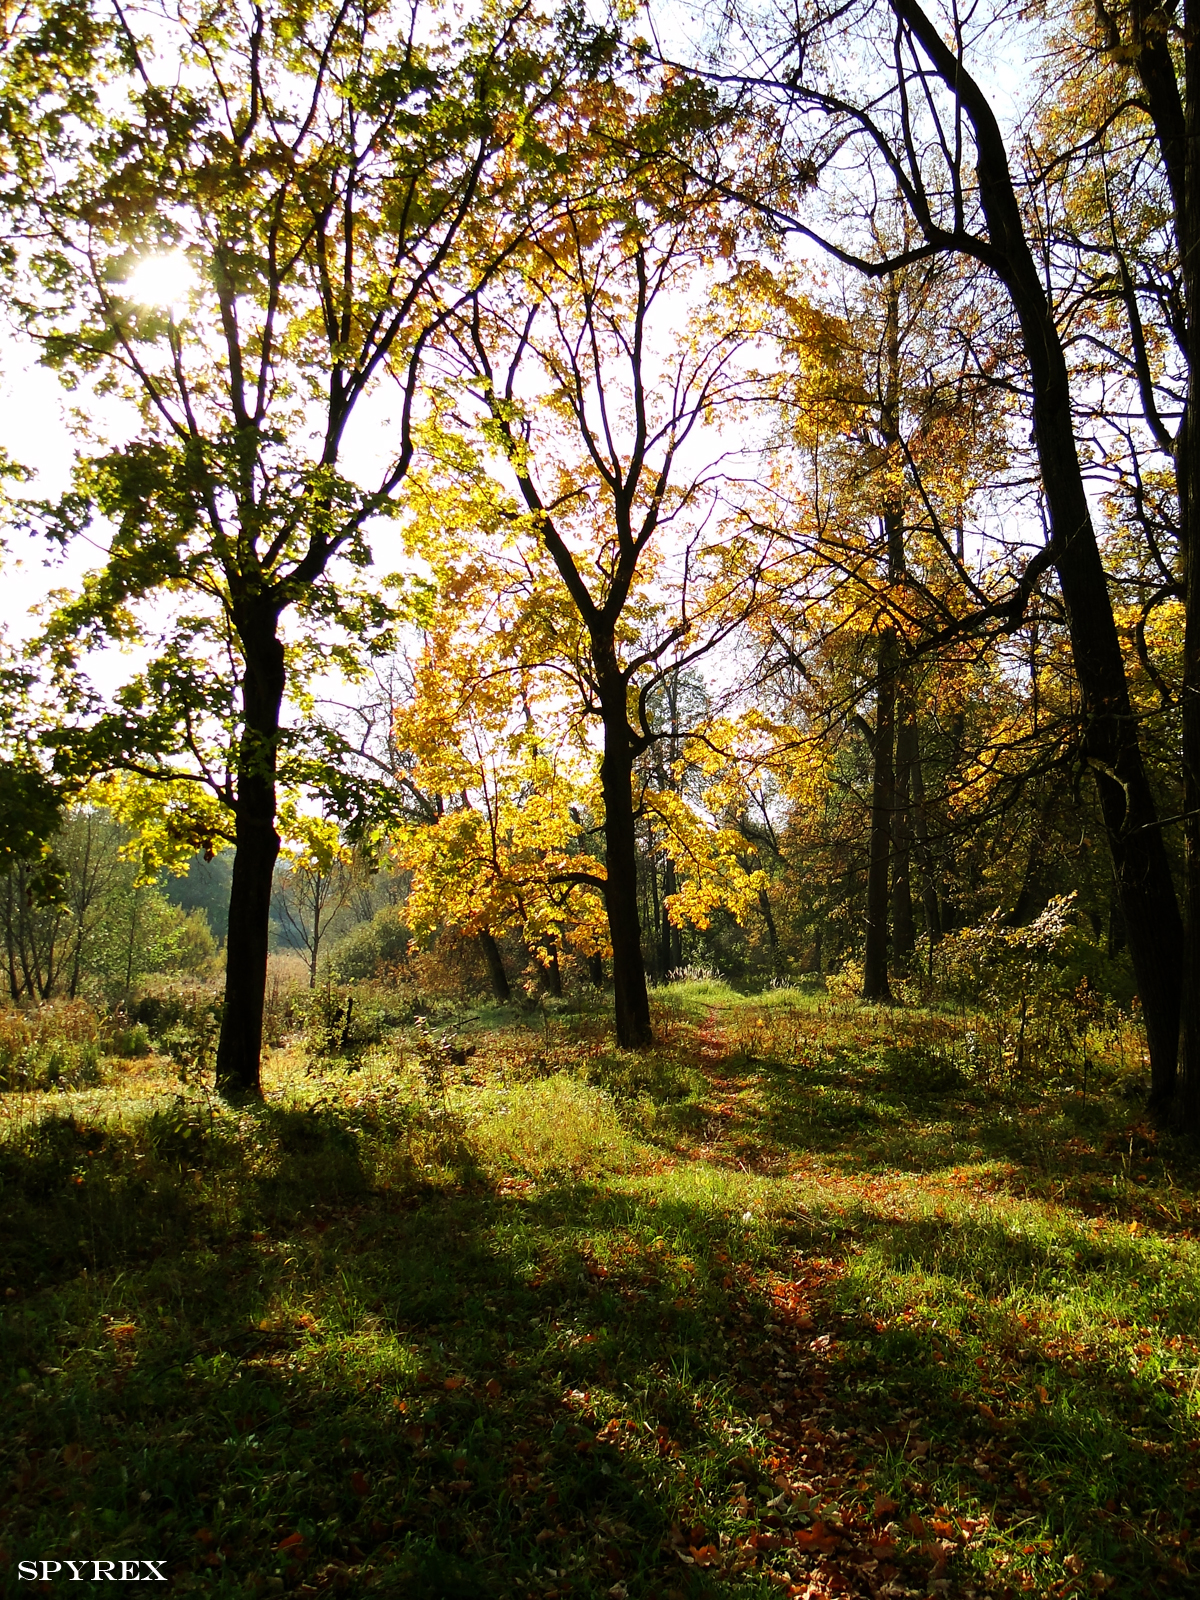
123,251 -> 197,309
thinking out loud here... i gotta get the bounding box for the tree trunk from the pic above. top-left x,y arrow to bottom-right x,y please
538,934 -> 563,998
478,930 -> 511,1001
891,702 -> 917,973
892,0 -> 1184,1105
596,656 -> 653,1048
215,610 -> 285,1099
1174,17 -> 1200,1130
659,856 -> 678,977
862,626 -> 898,1001
758,886 -> 780,971
863,277 -> 904,1003
908,723 -> 942,944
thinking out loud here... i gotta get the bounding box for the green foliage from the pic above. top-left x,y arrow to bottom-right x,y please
0,1003 -> 101,1091
323,905 -> 412,983
295,984 -> 397,1067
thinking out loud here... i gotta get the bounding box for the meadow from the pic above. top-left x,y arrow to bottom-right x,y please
1,980 -> 1197,1599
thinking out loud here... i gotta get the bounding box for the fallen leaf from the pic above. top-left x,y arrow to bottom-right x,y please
350,1471 -> 369,1496
485,1378 -> 502,1399
277,1533 -> 304,1551
874,1493 -> 898,1518
444,1376 -> 466,1391
794,1522 -> 839,1554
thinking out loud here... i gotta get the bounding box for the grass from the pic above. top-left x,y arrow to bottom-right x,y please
0,979 -> 1198,1598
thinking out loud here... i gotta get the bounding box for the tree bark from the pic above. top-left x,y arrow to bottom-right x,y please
862,626 -> 898,1001
863,278 -> 904,1003
1173,8 -> 1200,1129
907,717 -> 941,944
478,930 -> 511,1001
215,607 -> 285,1099
537,934 -> 563,998
891,701 -> 917,973
596,652 -> 653,1047
891,0 -> 1184,1109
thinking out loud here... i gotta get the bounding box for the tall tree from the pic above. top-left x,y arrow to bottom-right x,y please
421,157 -> 770,1045
1030,0 -> 1195,1119
685,0 -> 1185,1105
3,0 -> 588,1094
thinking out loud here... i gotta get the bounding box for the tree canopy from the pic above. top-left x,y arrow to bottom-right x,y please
1,0 -> 1197,1127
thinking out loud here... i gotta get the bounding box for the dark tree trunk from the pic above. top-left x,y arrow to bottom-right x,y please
478,930 -> 511,1002
1108,883 -> 1126,959
862,627 -> 898,1001
891,700 -> 917,973
1175,11 -> 1200,1130
908,723 -> 942,944
863,278 -> 904,1003
758,886 -> 780,970
596,655 -> 653,1048
588,951 -> 604,988
538,935 -> 563,998
215,609 -> 285,1099
659,856 -> 678,977
893,0 -> 1184,1106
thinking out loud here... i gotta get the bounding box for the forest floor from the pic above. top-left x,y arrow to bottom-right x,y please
1,980 -> 1199,1599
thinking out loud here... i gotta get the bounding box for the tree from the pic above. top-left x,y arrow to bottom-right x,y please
738,245 -> 1025,993
1027,0 -> 1196,1119
272,817 -> 358,988
680,0 -> 1185,1107
421,176 -> 771,1044
3,0 -> 591,1093
387,643 -> 609,995
0,803 -> 215,1000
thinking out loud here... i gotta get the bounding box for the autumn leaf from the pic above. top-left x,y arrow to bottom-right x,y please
874,1493 -> 898,1517
350,1471 -> 369,1496
794,1522 -> 839,1553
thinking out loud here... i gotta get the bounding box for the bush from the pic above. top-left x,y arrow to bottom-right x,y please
324,907 -> 411,983
296,984 -> 396,1065
935,896 -> 1095,1085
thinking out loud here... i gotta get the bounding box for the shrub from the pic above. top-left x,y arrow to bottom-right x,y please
935,896 -> 1094,1085
324,907 -> 411,983
296,985 -> 395,1066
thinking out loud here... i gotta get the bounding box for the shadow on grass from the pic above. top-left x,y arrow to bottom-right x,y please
3,1055 -> 1200,1599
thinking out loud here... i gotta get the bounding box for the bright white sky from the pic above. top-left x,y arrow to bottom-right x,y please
0,342 -> 84,637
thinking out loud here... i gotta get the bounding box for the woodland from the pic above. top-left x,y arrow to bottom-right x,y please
2,0 -> 1200,1596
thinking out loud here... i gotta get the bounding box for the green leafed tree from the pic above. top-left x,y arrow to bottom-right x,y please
1,0 -> 601,1094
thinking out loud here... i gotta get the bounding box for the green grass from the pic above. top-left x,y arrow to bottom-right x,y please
1,985 -> 1198,1597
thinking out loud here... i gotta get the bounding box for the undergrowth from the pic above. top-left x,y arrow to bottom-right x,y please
0,980 -> 1196,1598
